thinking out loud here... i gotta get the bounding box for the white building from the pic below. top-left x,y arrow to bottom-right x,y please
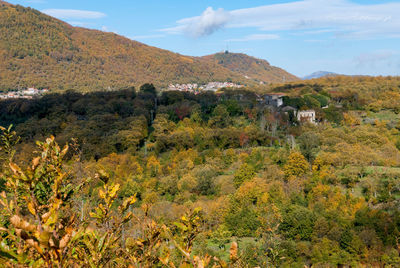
297,110 -> 316,124
0,88 -> 48,100
22,88 -> 39,95
166,82 -> 242,93
264,93 -> 285,107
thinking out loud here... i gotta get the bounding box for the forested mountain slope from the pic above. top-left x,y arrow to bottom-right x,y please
202,52 -> 298,84
0,1 -> 297,92
302,71 -> 340,80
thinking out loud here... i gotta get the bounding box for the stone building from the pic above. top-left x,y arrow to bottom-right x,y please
297,110 -> 316,124
264,93 -> 285,108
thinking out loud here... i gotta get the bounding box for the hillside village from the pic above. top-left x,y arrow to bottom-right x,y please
263,92 -> 317,124
166,81 -> 244,93
0,87 -> 48,99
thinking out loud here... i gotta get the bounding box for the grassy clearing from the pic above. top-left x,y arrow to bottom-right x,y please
364,110 -> 400,122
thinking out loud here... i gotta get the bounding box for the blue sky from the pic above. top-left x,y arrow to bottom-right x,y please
7,0 -> 400,77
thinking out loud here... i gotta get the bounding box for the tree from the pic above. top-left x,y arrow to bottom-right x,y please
283,151 -> 309,179
280,206 -> 316,241
194,165 -> 218,196
304,95 -> 321,109
297,132 -> 320,162
140,83 -> 157,96
211,225 -> 232,249
0,136 -> 81,267
233,163 -> 256,188
115,115 -> 148,151
146,155 -> 161,177
311,238 -> 348,266
323,105 -> 343,124
208,104 -> 230,128
0,131 -> 239,267
225,198 -> 261,237
311,94 -> 329,107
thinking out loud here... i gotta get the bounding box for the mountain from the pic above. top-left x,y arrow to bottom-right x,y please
302,71 -> 340,80
0,1 -> 297,92
202,52 -> 298,84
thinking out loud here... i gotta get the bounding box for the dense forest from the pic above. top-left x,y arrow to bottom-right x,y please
1,76 -> 400,267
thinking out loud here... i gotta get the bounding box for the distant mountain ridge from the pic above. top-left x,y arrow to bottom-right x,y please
0,1 -> 298,92
303,71 -> 340,80
202,52 -> 298,84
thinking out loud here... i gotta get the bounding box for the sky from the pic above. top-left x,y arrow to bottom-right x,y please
7,0 -> 400,77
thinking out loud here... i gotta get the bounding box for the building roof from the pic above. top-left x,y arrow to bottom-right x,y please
298,110 -> 316,113
281,106 -> 297,112
265,92 -> 286,96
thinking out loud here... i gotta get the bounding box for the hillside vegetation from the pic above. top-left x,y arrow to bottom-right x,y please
268,75 -> 400,112
202,52 -> 298,84
0,1 -> 297,92
1,76 -> 400,266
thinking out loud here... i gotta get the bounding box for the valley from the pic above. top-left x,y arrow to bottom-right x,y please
1,1 -> 400,267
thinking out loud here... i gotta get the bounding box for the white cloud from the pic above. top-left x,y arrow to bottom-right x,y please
162,7 -> 229,37
304,39 -> 325,43
42,9 -> 106,20
354,50 -> 399,68
227,34 -> 280,42
163,0 -> 400,39
297,29 -> 338,35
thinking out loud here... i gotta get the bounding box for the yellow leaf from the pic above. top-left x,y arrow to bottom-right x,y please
44,211 -> 58,227
60,145 -> 69,157
37,230 -> 51,246
179,263 -> 191,268
109,184 -> 120,198
27,202 -> 36,216
59,234 -> 71,249
9,163 -> 28,181
10,215 -> 22,228
31,157 -> 40,170
230,242 -> 238,261
129,195 -> 137,205
42,211 -> 51,222
99,189 -> 106,199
